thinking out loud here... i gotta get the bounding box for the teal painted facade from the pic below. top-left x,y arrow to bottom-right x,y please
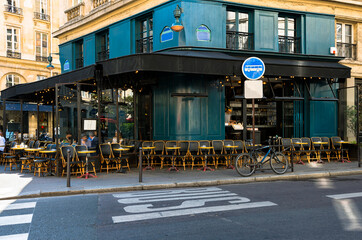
153,74 -> 224,140
57,0 -> 343,140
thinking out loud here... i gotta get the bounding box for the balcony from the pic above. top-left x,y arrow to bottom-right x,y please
93,0 -> 111,9
64,2 -> 84,21
76,57 -> 84,69
226,31 -> 254,50
34,12 -> 50,21
4,5 -> 22,15
337,43 -> 357,60
97,49 -> 109,61
136,36 -> 153,53
7,50 -> 21,59
278,36 -> 301,54
36,55 -> 48,63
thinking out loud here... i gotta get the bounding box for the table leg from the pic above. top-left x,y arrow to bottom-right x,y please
198,153 -> 214,171
144,152 -> 154,170
226,150 -> 235,169
339,146 -> 351,163
78,156 -> 97,179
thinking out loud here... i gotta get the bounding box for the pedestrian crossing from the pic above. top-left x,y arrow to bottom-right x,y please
0,199 -> 37,240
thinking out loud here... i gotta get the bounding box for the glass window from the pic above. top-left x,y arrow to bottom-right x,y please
36,32 -> 48,57
238,13 -> 248,33
7,27 -> 20,52
345,24 -> 352,44
37,75 -> 46,81
196,25 -> 211,41
226,10 -> 251,50
226,11 -> 236,32
6,74 -> 20,88
75,40 -> 83,69
35,0 -> 47,14
136,16 -> 153,53
96,31 -> 109,61
336,23 -> 342,42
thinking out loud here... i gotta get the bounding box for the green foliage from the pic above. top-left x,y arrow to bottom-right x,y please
346,105 -> 357,135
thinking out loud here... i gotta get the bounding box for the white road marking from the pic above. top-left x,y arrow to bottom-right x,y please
327,192 -> 362,200
0,214 -> 33,226
4,202 -> 36,211
117,193 -> 237,204
113,201 -> 277,223
0,233 -> 28,240
124,196 -> 250,213
333,199 -> 362,231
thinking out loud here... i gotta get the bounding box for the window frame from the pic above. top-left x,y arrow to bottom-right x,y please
336,23 -> 353,44
35,32 -> 48,58
6,74 -> 20,88
136,14 -> 153,53
6,26 -> 20,52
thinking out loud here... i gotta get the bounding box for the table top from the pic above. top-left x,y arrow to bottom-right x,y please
11,147 -> 25,150
40,150 -> 57,154
224,145 -> 238,148
114,148 -> 130,151
121,145 -> 134,148
199,146 -> 213,149
142,146 -> 155,150
78,150 -> 96,154
293,142 -> 308,145
24,148 -> 43,152
166,147 -> 181,150
312,142 -> 328,144
336,141 -> 350,144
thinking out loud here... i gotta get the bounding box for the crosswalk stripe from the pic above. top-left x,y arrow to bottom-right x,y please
327,192 -> 362,200
0,233 -> 28,240
4,202 -> 36,211
113,201 -> 277,223
0,214 -> 33,226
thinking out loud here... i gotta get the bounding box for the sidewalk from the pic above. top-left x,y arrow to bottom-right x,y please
1,161 -> 362,200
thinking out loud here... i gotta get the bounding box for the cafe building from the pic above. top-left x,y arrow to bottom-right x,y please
0,0 -> 351,145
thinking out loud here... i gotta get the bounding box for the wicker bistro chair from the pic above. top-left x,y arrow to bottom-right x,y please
198,140 -> 215,169
111,143 -> 130,172
60,146 -> 83,176
321,137 -> 332,162
301,137 -> 314,164
164,141 -> 178,170
75,145 -> 97,176
234,140 -> 245,154
281,138 -> 293,162
188,141 -> 202,170
177,141 -> 189,170
331,136 -> 350,162
152,141 -> 166,169
141,141 -> 154,169
212,140 -> 226,169
3,142 -> 18,171
99,144 -> 117,173
311,137 -> 324,163
223,140 -> 235,167
28,140 -> 35,148
291,138 -> 304,164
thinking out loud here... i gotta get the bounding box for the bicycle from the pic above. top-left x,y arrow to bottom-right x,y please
235,138 -> 289,177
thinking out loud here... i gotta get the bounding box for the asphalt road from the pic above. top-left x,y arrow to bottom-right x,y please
1,175 -> 362,240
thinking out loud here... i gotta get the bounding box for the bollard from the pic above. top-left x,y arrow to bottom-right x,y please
139,147 -> 142,183
67,149 -> 71,187
290,145 -> 294,172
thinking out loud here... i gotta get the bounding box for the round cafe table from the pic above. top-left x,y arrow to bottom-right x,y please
198,146 -> 214,171
312,142 -> 328,163
77,150 -> 97,179
292,142 -> 307,165
142,146 -> 155,170
40,150 -> 57,176
336,141 -> 351,163
114,148 -> 130,173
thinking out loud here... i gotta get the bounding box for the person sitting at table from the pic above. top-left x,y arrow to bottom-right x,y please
89,132 -> 99,150
63,132 -> 76,145
81,134 -> 92,148
0,132 -> 5,153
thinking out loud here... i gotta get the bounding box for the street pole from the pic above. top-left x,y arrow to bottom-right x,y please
252,99 -> 255,146
66,149 -> 71,187
139,147 -> 143,182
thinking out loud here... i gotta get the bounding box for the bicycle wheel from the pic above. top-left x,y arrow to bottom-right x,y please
235,153 -> 256,177
270,152 -> 289,174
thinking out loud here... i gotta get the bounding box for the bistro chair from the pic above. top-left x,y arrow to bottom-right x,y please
152,141 -> 166,169
60,146 -> 83,176
75,145 -> 97,176
199,140 -> 215,168
234,140 -> 245,154
141,141 -> 154,168
321,137 -> 332,162
188,141 -> 201,170
311,137 -> 323,163
111,143 -> 130,171
331,136 -> 350,162
301,137 -> 314,164
212,140 -> 226,169
177,141 -> 189,170
281,138 -> 292,162
163,141 -> 178,170
3,142 -> 18,171
99,143 -> 117,173
291,138 -> 304,164
28,140 -> 35,148
223,140 -> 235,167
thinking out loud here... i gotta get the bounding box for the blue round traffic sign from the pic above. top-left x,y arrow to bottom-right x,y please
242,57 -> 265,80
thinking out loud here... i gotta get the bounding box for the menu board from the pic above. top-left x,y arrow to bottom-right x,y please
83,119 -> 97,131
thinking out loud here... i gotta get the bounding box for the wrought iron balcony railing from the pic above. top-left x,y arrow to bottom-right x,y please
34,12 -> 50,21
7,50 -> 21,59
97,49 -> 109,61
4,5 -> 22,15
226,31 -> 254,50
337,43 -> 357,60
75,57 -> 84,69
278,36 -> 301,54
36,55 -> 48,62
136,36 -> 153,53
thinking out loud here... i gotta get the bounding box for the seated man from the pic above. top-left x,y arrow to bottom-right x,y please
80,134 -> 92,148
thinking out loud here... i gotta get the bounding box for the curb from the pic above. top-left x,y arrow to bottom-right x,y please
2,169 -> 362,200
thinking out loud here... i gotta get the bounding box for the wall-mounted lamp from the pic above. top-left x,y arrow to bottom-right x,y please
171,5 -> 184,32
46,53 -> 60,70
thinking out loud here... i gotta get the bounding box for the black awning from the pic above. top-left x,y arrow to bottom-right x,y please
102,50 -> 351,79
1,64 -> 95,100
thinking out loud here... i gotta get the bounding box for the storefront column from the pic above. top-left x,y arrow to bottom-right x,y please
36,102 -> 40,140
95,67 -> 102,144
2,99 -> 6,137
243,99 -> 247,140
55,84 -> 60,176
52,103 -> 55,141
77,83 -> 81,144
115,89 -> 120,143
20,100 -> 23,143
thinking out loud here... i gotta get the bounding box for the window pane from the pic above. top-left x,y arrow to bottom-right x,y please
345,24 -> 352,36
278,17 -> 285,36
238,13 -> 248,32
226,11 -> 236,31
336,23 -> 342,42
288,18 -> 295,31
288,29 -> 295,37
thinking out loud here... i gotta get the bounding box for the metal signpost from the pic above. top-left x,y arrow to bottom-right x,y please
242,57 -> 265,146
